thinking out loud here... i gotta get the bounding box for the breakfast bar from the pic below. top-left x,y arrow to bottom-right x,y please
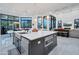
13,31 -> 57,55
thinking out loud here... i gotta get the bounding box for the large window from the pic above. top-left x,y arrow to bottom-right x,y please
37,15 -> 56,30
20,17 -> 32,28
53,17 -> 56,28
58,20 -> 62,28
0,14 -> 19,30
74,19 -> 79,28
0,19 -> 1,27
49,15 -> 56,30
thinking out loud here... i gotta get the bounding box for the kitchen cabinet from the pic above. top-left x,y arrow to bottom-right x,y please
13,31 -> 57,55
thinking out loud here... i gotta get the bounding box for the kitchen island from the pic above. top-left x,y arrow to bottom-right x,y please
13,31 -> 57,55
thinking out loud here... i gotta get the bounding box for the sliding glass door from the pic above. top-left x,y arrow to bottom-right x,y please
37,15 -> 56,30
0,14 -> 19,31
43,16 -> 47,30
49,15 -> 56,30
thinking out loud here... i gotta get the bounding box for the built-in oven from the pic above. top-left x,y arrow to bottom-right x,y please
45,35 -> 54,47
44,34 -> 57,54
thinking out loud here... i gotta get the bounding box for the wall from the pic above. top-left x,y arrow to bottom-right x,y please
31,9 -> 79,29
32,16 -> 37,29
55,10 -> 79,29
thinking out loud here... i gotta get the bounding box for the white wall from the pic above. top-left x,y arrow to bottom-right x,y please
32,9 -> 79,29
55,10 -> 79,29
15,10 -> 79,30
32,16 -> 37,29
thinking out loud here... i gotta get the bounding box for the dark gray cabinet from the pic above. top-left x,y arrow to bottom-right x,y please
29,38 -> 44,55
13,33 -> 21,53
20,37 -> 29,55
44,34 -> 57,54
13,32 -> 57,55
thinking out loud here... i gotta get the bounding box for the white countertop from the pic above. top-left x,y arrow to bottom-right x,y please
7,30 -> 14,34
14,30 -> 27,33
21,31 -> 57,40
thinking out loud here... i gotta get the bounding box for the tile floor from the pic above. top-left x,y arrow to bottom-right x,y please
49,37 -> 79,55
0,34 -> 79,55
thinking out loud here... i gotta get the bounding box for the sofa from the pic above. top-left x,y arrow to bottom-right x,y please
54,28 -> 70,37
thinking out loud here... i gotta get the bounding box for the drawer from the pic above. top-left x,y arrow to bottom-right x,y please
45,35 -> 54,47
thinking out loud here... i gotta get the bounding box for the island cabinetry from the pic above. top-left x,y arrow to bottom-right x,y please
13,31 -> 57,55
44,33 -> 57,54
28,38 -> 44,55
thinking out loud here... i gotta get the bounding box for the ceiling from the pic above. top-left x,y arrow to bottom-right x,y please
0,3 -> 79,16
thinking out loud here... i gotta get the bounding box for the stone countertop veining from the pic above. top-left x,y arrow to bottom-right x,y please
21,31 -> 57,40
